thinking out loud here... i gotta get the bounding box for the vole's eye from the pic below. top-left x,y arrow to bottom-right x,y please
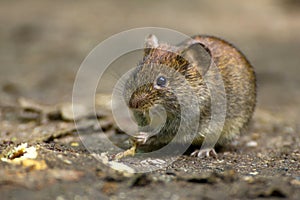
156,76 -> 167,87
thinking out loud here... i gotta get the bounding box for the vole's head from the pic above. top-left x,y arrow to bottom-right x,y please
124,34 -> 211,113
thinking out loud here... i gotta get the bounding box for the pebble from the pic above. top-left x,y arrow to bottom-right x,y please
243,176 -> 255,183
251,132 -> 260,140
71,142 -> 79,147
246,141 -> 258,147
93,153 -> 136,176
141,158 -> 166,166
249,171 -> 259,176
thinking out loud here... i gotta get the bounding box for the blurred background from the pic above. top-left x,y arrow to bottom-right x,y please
0,0 -> 299,119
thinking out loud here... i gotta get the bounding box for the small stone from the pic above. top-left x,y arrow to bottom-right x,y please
251,132 -> 260,140
63,159 -> 72,165
141,158 -> 166,166
246,141 -> 258,147
249,171 -> 259,176
243,176 -> 254,183
93,153 -> 135,176
70,142 -> 79,147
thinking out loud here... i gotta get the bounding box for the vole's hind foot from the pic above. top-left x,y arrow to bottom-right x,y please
191,148 -> 217,158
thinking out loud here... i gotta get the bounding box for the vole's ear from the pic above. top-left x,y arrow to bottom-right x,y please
144,34 -> 159,56
181,43 -> 211,76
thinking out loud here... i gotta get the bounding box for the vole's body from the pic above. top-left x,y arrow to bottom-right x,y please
124,35 -> 256,157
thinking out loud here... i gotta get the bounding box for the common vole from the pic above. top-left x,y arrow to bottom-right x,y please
122,34 -> 256,157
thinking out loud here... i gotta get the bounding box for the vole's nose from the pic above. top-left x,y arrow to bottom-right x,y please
129,93 -> 147,109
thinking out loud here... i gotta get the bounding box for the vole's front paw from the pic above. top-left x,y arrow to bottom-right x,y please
134,132 -> 151,144
191,148 -> 217,158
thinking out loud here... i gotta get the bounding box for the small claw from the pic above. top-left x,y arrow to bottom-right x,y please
191,148 -> 217,158
134,132 -> 151,144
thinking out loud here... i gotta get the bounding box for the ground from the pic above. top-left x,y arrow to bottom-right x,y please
0,1 -> 299,199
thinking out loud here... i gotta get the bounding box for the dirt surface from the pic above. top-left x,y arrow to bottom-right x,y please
0,0 -> 300,199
